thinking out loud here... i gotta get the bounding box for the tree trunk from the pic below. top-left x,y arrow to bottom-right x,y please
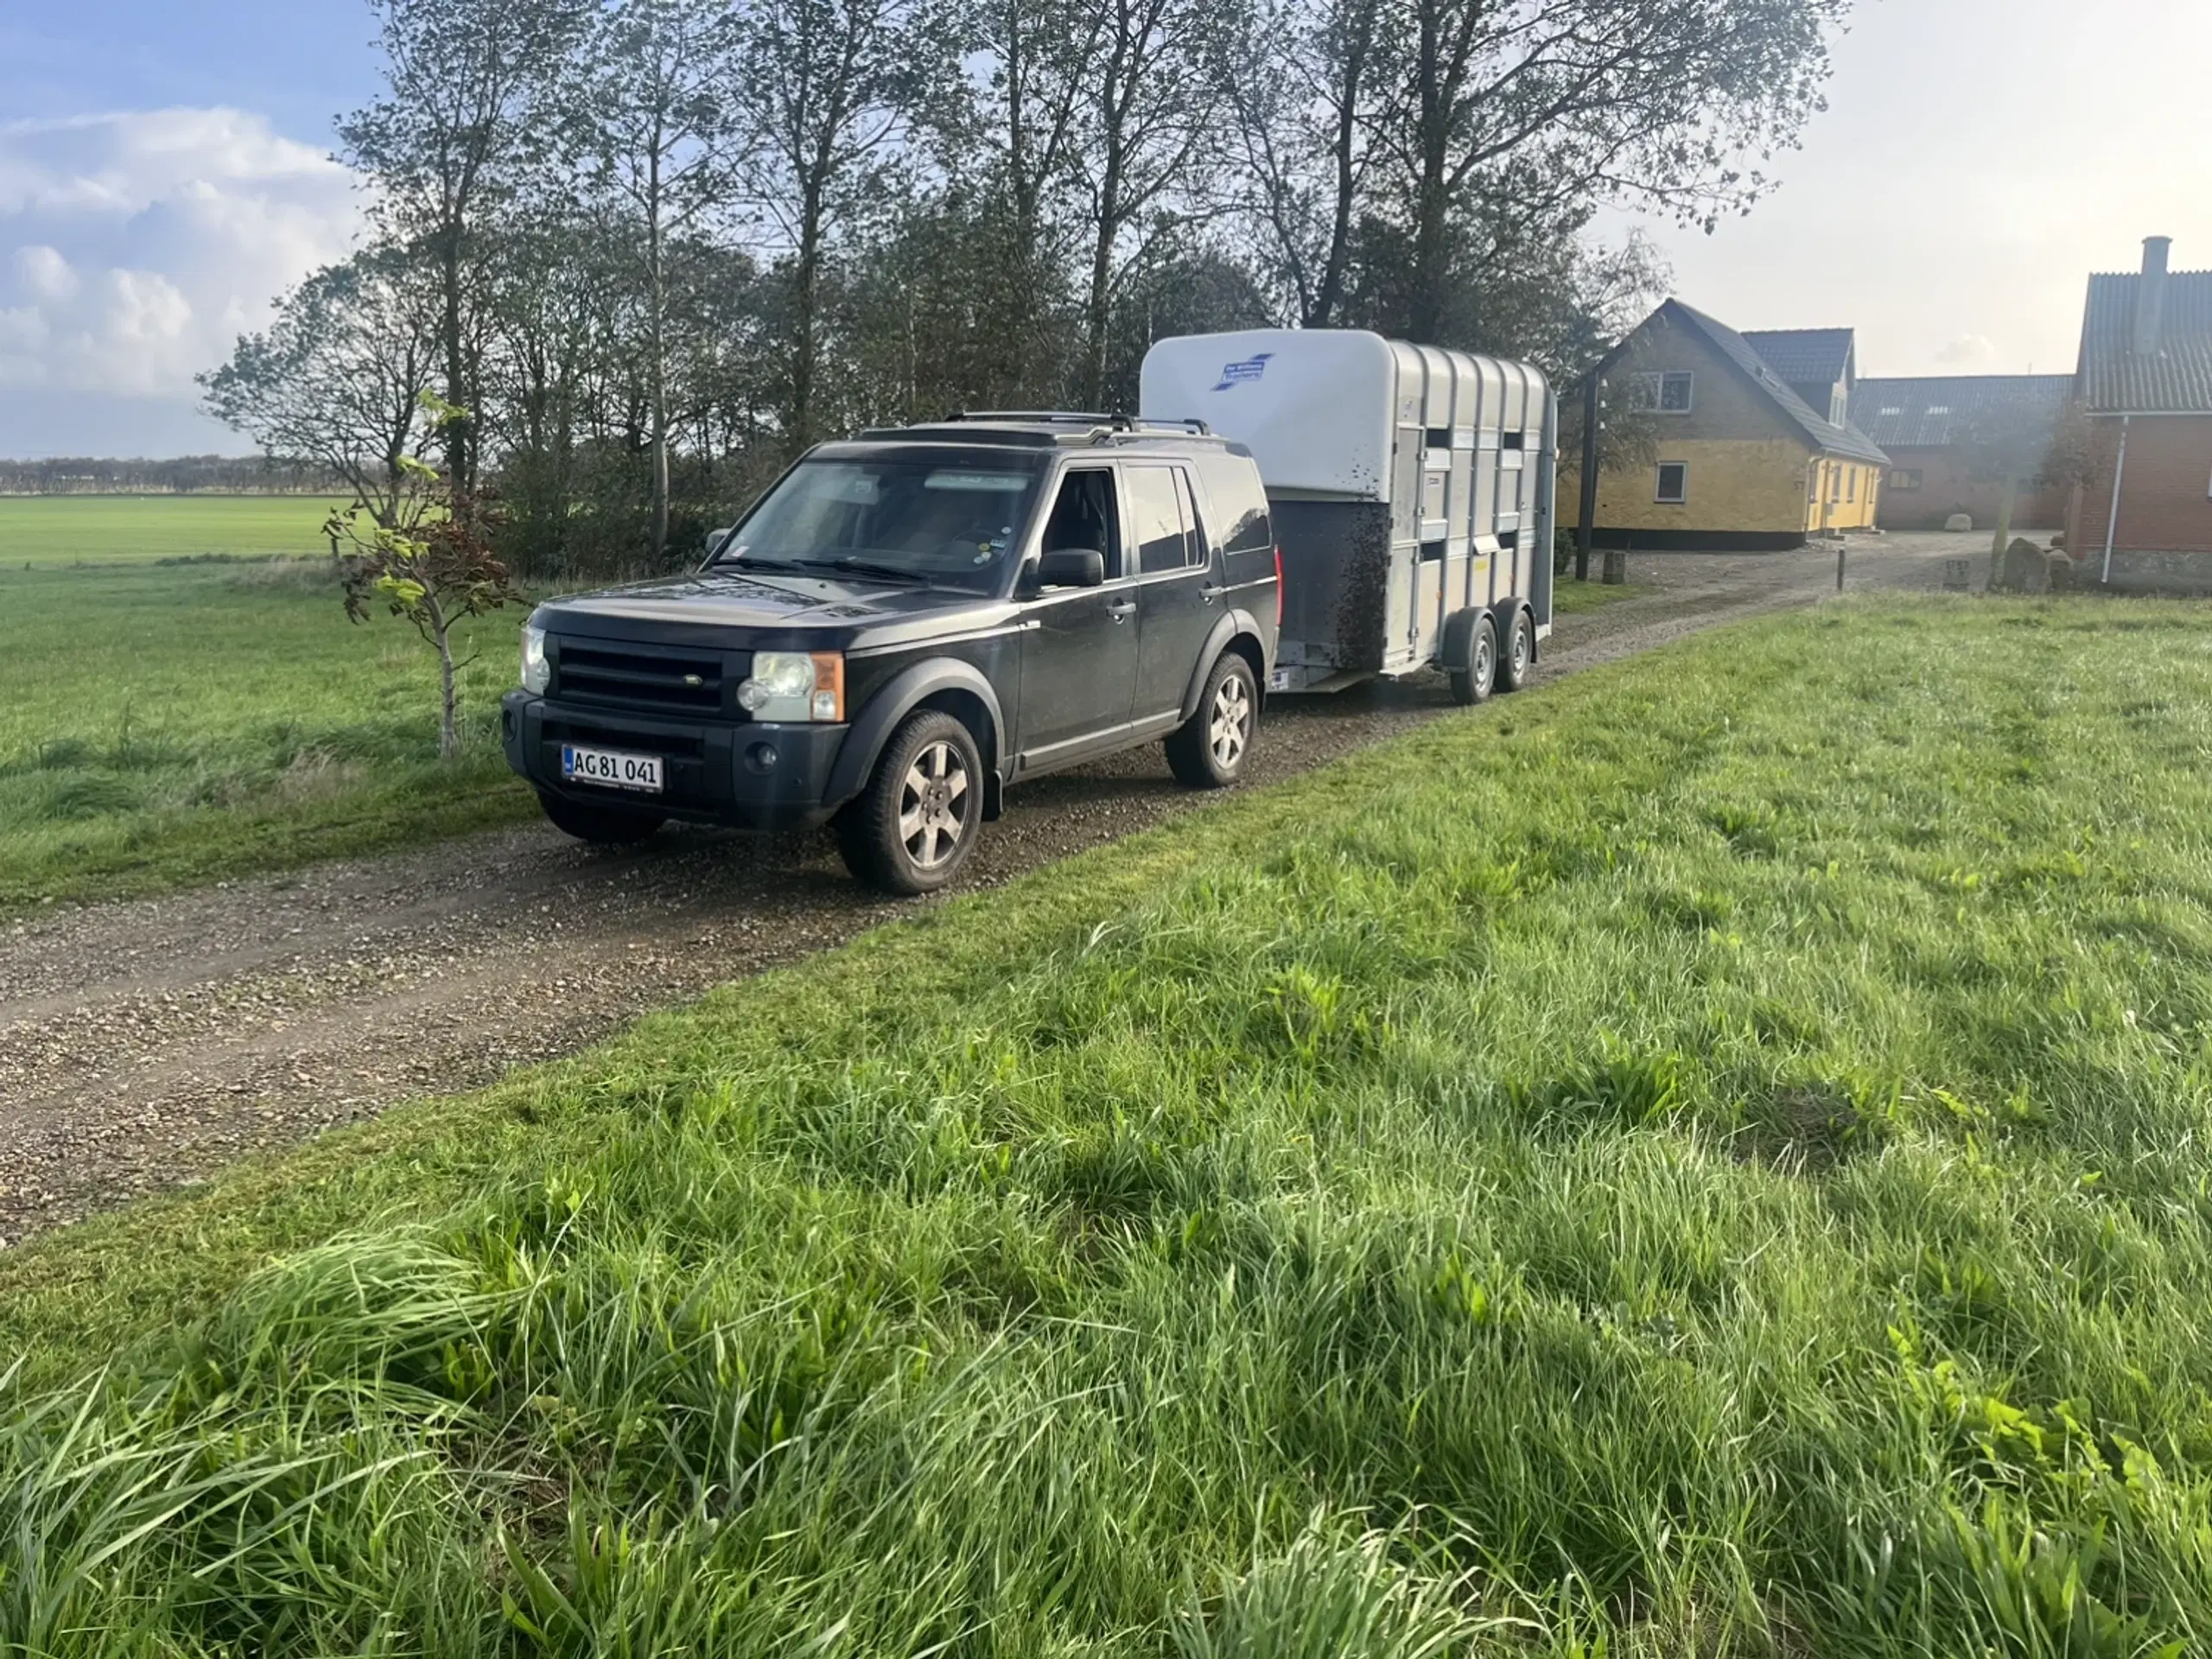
431,601 -> 460,761
440,229 -> 472,492
1307,0 -> 1375,329
791,173 -> 826,455
1081,139 -> 1122,411
648,146 -> 671,564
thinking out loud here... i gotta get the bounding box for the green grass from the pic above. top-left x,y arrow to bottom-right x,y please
0,493 -> 357,565
1552,577 -> 1652,613
0,561 -> 532,910
3,598 -> 2212,1655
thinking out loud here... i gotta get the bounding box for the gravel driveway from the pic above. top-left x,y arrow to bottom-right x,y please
0,536 -> 1981,1242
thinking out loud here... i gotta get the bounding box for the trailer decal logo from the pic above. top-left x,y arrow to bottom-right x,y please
1212,353 -> 1273,391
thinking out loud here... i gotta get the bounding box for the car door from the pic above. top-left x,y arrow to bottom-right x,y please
1016,463 -> 1141,767
1127,462 -> 1217,722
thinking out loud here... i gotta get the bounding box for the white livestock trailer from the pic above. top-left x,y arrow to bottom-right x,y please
1140,329 -> 1557,702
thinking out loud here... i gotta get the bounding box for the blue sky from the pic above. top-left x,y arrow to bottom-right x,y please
0,0 -> 2208,458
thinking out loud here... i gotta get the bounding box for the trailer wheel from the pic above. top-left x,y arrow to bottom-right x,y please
1450,616 -> 1497,706
1497,607 -> 1535,692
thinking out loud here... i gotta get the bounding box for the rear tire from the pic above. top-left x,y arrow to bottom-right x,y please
1497,607 -> 1535,692
1166,652 -> 1258,789
836,710 -> 984,896
537,790 -> 666,844
1449,616 -> 1497,706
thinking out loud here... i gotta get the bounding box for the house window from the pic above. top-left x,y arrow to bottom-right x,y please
1633,371 -> 1694,413
1890,469 -> 1923,492
1655,462 -> 1688,504
1847,468 -> 1858,503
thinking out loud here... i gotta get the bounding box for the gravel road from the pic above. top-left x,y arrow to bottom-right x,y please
0,536 -> 1981,1242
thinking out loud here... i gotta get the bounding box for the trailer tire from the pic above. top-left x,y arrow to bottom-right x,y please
1497,607 -> 1535,692
1166,651 -> 1258,788
1450,616 -> 1497,706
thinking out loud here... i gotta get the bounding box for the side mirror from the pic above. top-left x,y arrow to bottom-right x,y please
1035,548 -> 1107,589
704,526 -> 734,559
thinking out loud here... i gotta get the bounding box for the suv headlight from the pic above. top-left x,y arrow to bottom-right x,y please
521,626 -> 550,693
737,650 -> 844,721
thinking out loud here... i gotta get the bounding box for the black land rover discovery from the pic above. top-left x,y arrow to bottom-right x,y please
502,414 -> 1281,895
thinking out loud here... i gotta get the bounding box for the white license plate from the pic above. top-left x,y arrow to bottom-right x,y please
561,744 -> 664,793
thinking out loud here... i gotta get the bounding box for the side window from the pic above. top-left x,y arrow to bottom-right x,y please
1123,464 -> 1190,575
1173,468 -> 1206,567
1039,468 -> 1122,579
1193,454 -> 1272,553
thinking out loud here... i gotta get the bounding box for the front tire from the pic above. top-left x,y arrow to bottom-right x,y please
1166,652 -> 1258,789
1449,615 -> 1497,706
836,710 -> 984,896
537,790 -> 666,844
1497,607 -> 1535,692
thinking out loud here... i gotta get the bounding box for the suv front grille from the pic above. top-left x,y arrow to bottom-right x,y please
556,643 -> 726,713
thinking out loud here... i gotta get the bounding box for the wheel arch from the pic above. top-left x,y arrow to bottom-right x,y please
1179,609 -> 1270,722
825,659 -> 1007,817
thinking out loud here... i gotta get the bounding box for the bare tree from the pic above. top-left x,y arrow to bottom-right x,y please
730,0 -> 950,452
569,0 -> 741,560
1069,0 -> 1229,408
1222,0 -> 1397,327
199,251 -> 439,528
340,0 -> 589,493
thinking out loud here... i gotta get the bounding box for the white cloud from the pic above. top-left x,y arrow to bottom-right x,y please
0,108 -> 362,405
1935,334 -> 1998,367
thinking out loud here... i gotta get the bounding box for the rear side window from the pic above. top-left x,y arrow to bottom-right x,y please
1123,464 -> 1194,575
1193,453 -> 1272,555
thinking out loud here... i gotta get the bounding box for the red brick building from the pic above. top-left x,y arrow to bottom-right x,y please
1851,375 -> 2075,531
2064,237 -> 2212,589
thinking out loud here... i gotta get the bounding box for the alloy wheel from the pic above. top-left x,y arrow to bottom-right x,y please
897,740 -> 969,870
1209,673 -> 1252,769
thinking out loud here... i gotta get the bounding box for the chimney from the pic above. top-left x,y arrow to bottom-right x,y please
2134,235 -> 2172,355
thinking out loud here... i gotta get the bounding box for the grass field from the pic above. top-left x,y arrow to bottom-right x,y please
1552,577 -> 1651,613
0,494 -> 356,565
3,598 -> 2209,1655
0,560 -> 534,910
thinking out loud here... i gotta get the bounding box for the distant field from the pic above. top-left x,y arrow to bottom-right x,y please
0,494 -> 355,565
0,560 -> 532,908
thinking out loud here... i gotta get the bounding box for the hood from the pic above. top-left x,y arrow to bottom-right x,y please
532,567 -> 1001,647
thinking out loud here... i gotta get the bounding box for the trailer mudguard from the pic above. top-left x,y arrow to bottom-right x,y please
1179,610 -> 1270,721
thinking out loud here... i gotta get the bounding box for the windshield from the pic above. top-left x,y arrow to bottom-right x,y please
718,456 -> 1046,593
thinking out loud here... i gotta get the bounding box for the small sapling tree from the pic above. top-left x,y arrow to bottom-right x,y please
329,395 -> 524,759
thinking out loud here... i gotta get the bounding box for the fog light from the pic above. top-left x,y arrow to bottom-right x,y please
747,742 -> 779,772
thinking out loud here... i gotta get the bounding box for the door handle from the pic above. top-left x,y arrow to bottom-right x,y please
1200,583 -> 1224,605
1107,598 -> 1136,620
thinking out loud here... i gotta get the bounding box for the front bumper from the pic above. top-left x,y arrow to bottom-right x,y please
502,691 -> 849,831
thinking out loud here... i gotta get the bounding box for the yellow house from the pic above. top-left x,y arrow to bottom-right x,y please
1566,301 -> 1891,550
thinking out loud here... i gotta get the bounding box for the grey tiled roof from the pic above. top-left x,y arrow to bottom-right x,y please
1741,327 -> 1855,388
2078,269 -> 2212,413
1852,375 -> 2075,448
1667,303 -> 1891,466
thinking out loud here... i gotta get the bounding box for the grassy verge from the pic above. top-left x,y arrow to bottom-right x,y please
5,598 -> 2212,1655
0,493 -> 354,564
1552,577 -> 1651,613
0,561 -> 532,911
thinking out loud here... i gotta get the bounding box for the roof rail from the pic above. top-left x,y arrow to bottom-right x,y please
944,410 -> 1119,426
942,410 -> 1216,439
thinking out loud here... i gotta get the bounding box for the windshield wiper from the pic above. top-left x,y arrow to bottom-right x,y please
723,556 -> 816,574
828,556 -> 933,587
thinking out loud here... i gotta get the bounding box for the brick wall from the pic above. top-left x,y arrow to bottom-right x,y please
2065,415 -> 2212,558
1878,445 -> 2070,532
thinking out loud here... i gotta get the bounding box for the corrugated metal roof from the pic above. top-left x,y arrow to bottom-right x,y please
1667,303 -> 1890,466
1851,375 -> 2075,448
1741,327 -> 1855,388
2078,269 -> 2212,413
